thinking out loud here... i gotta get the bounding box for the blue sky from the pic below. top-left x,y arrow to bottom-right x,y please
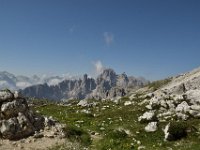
0,0 -> 200,80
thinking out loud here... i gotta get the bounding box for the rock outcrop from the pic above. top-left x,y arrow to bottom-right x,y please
21,69 -> 149,100
0,90 -> 64,140
135,67 -> 200,141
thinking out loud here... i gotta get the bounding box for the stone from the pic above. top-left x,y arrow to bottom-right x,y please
137,140 -> 141,145
173,95 -> 183,101
166,100 -> 175,109
189,110 -> 200,118
124,101 -> 132,106
77,99 -> 88,107
138,111 -> 156,122
149,97 -> 160,108
44,117 -> 55,127
100,127 -> 105,131
176,112 -> 189,120
185,89 -> 200,104
146,93 -> 154,98
190,105 -> 200,111
16,112 -> 35,136
175,101 -> 190,113
14,91 -> 22,99
0,90 -> 14,102
163,123 -> 171,141
1,118 -> 18,139
1,99 -> 27,119
160,100 -> 167,108
145,122 -> 158,132
44,131 -> 55,138
138,146 -> 146,150
145,104 -> 152,110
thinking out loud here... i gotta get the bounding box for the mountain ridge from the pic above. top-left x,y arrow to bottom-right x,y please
20,68 -> 149,100
0,71 -> 73,90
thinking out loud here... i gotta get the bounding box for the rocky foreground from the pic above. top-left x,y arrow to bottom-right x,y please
0,89 -> 66,149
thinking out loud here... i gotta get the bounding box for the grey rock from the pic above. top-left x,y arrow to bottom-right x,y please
33,132 -> 44,138
0,118 -> 18,139
175,101 -> 190,113
138,146 -> 146,150
163,123 -> 171,141
1,99 -> 27,119
14,91 -> 22,99
0,90 -> 66,140
138,111 -> 157,122
0,90 -> 14,102
145,122 -> 158,132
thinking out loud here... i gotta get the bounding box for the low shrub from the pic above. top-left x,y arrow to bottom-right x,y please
167,122 -> 188,141
63,125 -> 91,146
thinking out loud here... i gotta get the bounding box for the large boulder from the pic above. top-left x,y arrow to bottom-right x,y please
145,122 -> 158,132
0,89 -> 62,140
175,101 -> 190,113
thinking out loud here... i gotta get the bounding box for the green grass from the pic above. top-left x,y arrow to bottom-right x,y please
34,96 -> 200,150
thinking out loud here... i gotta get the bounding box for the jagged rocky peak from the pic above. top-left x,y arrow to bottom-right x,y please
83,74 -> 88,81
116,72 -> 129,88
97,68 -> 117,85
0,89 -> 65,140
20,68 -> 149,100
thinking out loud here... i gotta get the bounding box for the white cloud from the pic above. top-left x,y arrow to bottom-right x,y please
103,32 -> 114,45
47,79 -> 62,86
0,81 -> 16,90
93,60 -> 105,75
16,82 -> 32,89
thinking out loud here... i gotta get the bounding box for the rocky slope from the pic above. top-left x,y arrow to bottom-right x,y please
20,69 -> 149,100
134,67 -> 200,141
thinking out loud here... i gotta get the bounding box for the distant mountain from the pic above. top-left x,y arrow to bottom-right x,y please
0,71 -> 69,90
20,68 -> 149,100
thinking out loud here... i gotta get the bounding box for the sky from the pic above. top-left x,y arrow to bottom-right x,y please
0,0 -> 200,80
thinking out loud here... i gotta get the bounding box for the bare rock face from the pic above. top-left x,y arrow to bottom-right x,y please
0,90 -> 44,140
0,89 -> 64,140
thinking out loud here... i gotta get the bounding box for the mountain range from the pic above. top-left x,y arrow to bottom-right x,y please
0,71 -> 70,90
19,69 -> 149,100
